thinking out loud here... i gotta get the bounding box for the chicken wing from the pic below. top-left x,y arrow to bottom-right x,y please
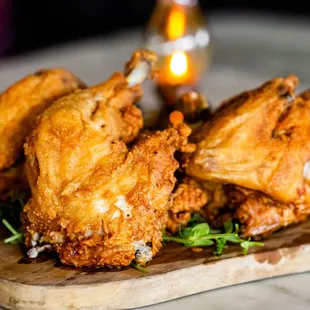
23,50 -> 194,267
0,69 -> 84,170
186,75 -> 310,205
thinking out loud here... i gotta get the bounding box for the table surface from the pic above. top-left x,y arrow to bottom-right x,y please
0,11 -> 310,310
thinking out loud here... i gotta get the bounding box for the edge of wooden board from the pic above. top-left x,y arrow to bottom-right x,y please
0,244 -> 310,310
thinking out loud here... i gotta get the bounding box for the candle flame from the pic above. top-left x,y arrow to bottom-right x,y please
169,51 -> 188,77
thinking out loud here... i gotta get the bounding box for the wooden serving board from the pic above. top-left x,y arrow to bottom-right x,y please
0,221 -> 310,310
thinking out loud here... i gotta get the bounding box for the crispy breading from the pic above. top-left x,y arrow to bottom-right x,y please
185,77 -> 310,237
23,52 -> 194,267
0,69 -> 84,170
186,75 -> 310,205
166,177 -> 208,232
206,185 -> 310,237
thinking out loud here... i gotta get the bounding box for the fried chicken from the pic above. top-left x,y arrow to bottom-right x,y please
203,185 -> 310,237
183,75 -> 310,237
218,89 -> 310,237
300,89 -> 310,101
186,75 -> 310,204
0,69 -> 84,171
158,92 -> 210,232
22,50 -> 194,267
166,177 -> 208,233
233,187 -> 310,237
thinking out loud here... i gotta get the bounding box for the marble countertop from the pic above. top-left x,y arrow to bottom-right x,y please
0,11 -> 310,310
144,273 -> 310,310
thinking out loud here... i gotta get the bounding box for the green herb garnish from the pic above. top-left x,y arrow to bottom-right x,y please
2,219 -> 23,244
130,261 -> 149,273
0,190 -> 27,244
163,219 -> 264,255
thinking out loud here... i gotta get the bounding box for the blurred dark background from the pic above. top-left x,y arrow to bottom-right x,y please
0,0 -> 309,58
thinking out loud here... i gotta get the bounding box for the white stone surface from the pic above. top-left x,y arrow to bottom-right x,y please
0,11 -> 309,310
143,273 -> 310,310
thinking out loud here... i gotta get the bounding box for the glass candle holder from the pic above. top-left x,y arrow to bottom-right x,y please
144,0 -> 212,88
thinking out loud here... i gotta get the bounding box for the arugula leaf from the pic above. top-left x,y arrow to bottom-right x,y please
130,261 -> 149,273
240,239 -> 265,255
224,221 -> 233,234
215,238 -> 227,255
188,223 -> 210,240
0,190 -> 27,244
163,219 -> 264,256
2,219 -> 23,244
179,226 -> 192,239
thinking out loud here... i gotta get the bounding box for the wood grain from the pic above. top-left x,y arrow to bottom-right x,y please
0,220 -> 309,310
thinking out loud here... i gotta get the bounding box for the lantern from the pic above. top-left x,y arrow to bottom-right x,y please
144,0 -> 212,105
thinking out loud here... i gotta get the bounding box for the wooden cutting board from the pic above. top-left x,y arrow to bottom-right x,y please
0,221 -> 310,310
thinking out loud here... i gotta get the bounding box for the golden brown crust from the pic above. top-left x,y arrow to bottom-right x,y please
0,68 -> 85,170
186,75 -> 310,204
229,186 -> 310,237
166,177 -> 208,232
200,181 -> 230,226
22,69 -> 194,267
300,89 -> 310,101
201,184 -> 310,238
184,77 -> 310,237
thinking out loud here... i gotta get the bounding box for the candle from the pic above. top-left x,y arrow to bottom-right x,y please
144,0 -> 211,88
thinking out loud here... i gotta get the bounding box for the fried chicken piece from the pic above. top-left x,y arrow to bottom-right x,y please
0,69 -> 84,171
0,69 -> 83,197
212,186 -> 310,237
186,75 -> 310,205
183,80 -> 310,237
198,181 -> 230,225
189,181 -> 310,238
166,177 -> 208,233
23,50 -> 194,267
300,89 -> 310,101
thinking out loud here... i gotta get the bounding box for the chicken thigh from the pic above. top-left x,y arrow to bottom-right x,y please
23,50 -> 195,267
